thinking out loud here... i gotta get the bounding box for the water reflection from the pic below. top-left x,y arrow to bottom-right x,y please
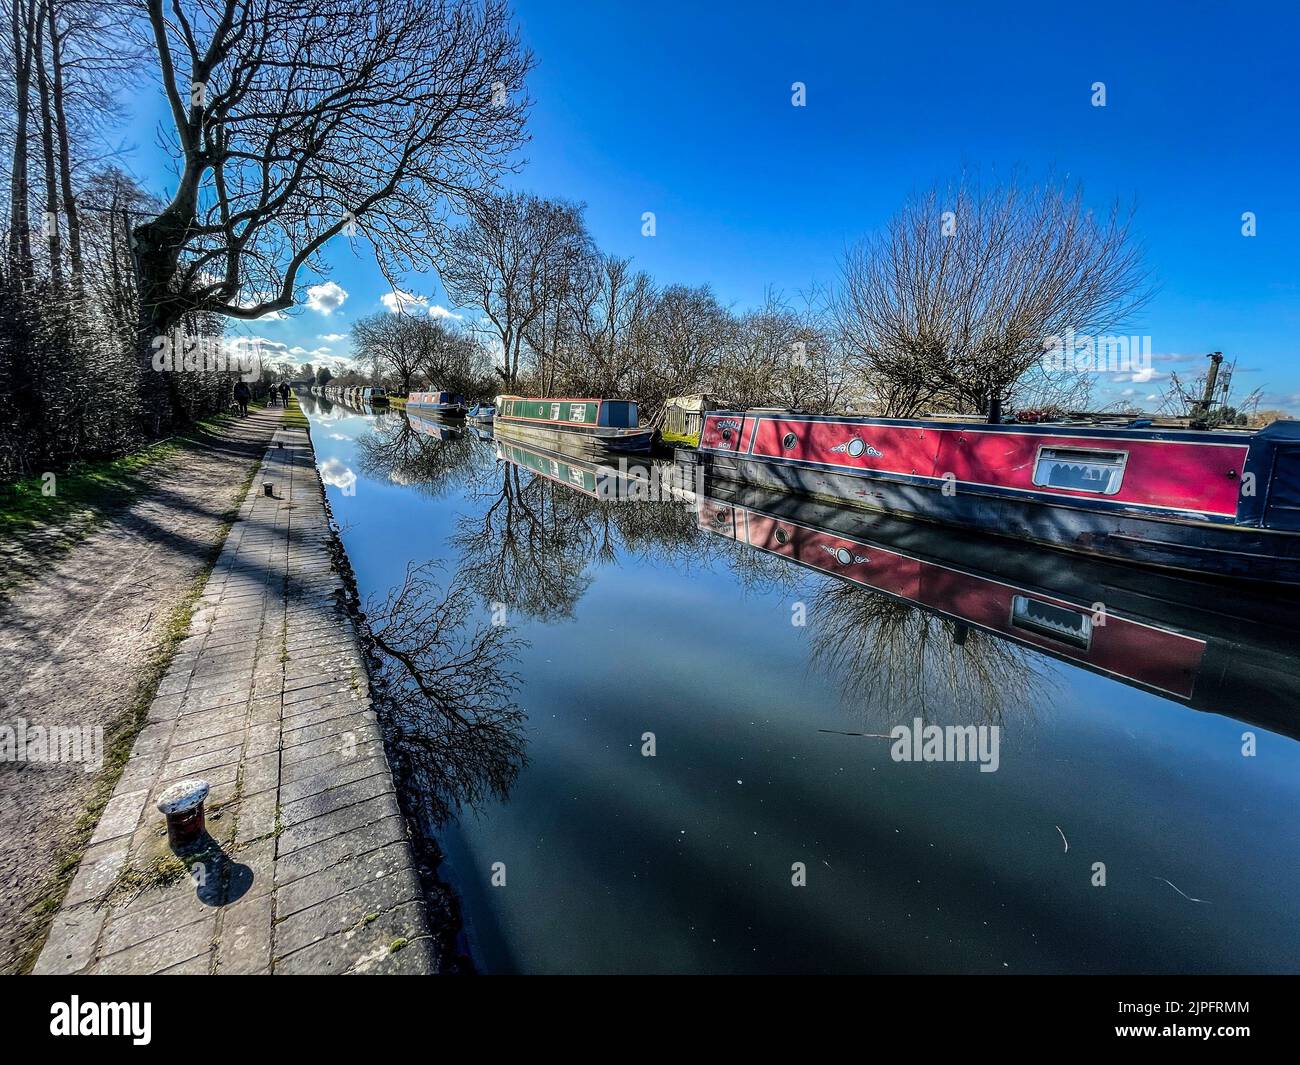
449,441 -> 717,622
701,479 -> 1300,736
355,410 -> 484,497
366,562 -> 528,833
298,393 -> 1300,973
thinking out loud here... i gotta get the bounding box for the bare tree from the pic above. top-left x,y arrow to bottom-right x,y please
835,174 -> 1152,420
721,288 -> 847,412
6,0 -> 41,281
129,0 -> 532,419
440,190 -> 590,388
415,317 -> 487,398
351,310 -> 426,396
638,283 -> 731,409
558,253 -> 655,396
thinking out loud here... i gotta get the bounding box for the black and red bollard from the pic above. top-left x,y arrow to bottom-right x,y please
156,779 -> 211,850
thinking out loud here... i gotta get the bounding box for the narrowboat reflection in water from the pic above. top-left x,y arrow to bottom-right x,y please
408,410 -> 464,441
494,438 -> 700,503
698,479 -> 1300,735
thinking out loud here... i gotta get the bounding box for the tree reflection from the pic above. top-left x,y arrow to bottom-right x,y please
366,562 -> 528,829
805,577 -> 1051,724
452,453 -> 722,620
354,412 -> 486,498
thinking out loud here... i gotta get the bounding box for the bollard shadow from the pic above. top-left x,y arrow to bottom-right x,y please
174,832 -> 254,907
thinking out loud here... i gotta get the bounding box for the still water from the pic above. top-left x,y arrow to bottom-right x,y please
301,395 -> 1300,974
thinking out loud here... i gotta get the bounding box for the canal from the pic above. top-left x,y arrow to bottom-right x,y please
300,394 -> 1300,974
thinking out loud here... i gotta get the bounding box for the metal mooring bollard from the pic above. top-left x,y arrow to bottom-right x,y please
263,481 -> 275,497
156,779 -> 210,849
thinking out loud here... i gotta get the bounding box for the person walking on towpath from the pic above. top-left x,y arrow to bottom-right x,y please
234,379 -> 251,415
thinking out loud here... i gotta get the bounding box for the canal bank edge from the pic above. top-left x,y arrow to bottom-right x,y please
33,408 -> 435,975
318,474 -> 475,974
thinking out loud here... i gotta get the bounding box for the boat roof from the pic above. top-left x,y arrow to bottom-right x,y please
715,409 -> 1299,445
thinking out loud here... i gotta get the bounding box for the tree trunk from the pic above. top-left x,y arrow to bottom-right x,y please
8,0 -> 38,283
35,16 -> 64,291
48,1 -> 82,299
131,219 -> 187,434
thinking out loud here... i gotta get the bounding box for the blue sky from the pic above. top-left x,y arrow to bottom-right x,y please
120,0 -> 1300,410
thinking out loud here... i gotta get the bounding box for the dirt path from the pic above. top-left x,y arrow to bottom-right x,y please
0,405 -> 284,973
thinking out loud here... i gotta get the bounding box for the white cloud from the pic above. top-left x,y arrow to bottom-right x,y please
306,281 -> 348,315
240,336 -> 289,356
429,305 -> 462,320
382,289 -> 427,314
319,457 -> 357,495
320,333 -> 346,342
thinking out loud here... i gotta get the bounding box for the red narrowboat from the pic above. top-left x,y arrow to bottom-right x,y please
697,411 -> 1300,583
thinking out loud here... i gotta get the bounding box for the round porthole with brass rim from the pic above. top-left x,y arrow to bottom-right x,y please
782,432 -> 797,449
774,527 -> 790,545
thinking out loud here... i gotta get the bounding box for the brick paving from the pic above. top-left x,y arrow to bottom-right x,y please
33,421 -> 433,974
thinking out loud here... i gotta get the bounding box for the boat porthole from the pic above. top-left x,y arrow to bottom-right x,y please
848,437 -> 865,457
721,427 -> 732,441
775,527 -> 789,545
782,432 -> 797,449
835,547 -> 853,565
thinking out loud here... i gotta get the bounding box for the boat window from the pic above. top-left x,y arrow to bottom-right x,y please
1032,446 -> 1126,494
550,403 -> 561,419
570,404 -> 586,422
782,432 -> 797,449
1010,596 -> 1093,649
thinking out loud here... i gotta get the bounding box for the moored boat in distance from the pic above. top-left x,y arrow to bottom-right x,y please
697,410 -> 1300,583
494,395 -> 654,454
467,403 -> 495,424
407,389 -> 467,418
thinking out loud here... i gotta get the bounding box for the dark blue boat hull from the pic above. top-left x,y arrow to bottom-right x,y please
705,453 -> 1300,584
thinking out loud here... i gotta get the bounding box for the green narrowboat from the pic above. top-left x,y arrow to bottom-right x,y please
494,395 -> 654,454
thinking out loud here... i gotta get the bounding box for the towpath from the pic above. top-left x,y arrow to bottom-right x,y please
2,403 -> 432,973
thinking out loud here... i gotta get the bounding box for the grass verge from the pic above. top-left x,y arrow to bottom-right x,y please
283,392 -> 310,431
0,413 -> 246,598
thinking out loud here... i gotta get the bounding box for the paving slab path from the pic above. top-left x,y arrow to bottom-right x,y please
4,406 -> 433,974
1,407 -> 283,971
